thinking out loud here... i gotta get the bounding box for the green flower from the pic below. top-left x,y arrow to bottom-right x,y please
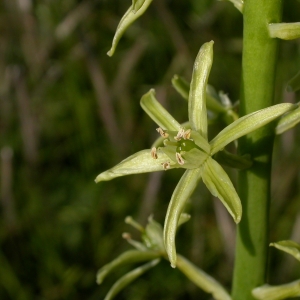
96,41 -> 296,267
97,216 -> 231,300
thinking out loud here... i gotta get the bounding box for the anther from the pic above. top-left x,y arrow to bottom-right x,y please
161,161 -> 171,170
151,147 -> 158,159
176,152 -> 185,165
156,127 -> 169,138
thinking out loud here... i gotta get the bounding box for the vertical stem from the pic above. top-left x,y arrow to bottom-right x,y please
232,1 -> 282,299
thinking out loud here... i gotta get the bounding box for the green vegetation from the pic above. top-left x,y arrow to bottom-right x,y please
1,0 -> 300,299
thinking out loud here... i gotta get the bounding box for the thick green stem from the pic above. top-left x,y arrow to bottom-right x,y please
232,1 -> 282,299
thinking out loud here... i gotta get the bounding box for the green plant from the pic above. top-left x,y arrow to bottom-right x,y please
96,0 -> 300,299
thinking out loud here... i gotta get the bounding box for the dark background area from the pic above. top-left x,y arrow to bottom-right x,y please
0,0 -> 300,299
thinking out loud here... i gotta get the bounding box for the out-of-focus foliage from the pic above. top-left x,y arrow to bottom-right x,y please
0,0 -> 300,299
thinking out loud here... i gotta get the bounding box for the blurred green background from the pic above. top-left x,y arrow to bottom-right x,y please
0,0 -> 300,299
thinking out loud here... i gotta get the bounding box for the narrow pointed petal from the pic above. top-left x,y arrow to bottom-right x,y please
270,240 -> 300,262
95,149 -> 176,182
176,255 -> 232,300
140,89 -> 181,131
222,0 -> 243,13
252,280 -> 300,300
269,22 -> 300,40
210,103 -> 296,155
144,217 -> 165,252
172,75 -> 227,115
188,41 -> 214,138
164,169 -> 202,268
107,0 -> 153,57
276,104 -> 300,134
96,250 -> 160,284
202,157 -> 242,223
104,259 -> 160,300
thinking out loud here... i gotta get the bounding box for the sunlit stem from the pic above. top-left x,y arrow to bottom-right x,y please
232,0 -> 282,299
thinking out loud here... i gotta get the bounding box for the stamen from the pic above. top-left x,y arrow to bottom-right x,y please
122,232 -> 132,240
176,152 -> 185,165
183,129 -> 191,139
164,140 -> 178,147
161,161 -> 171,170
174,128 -> 185,141
125,216 -> 144,232
151,147 -> 158,159
156,127 -> 169,138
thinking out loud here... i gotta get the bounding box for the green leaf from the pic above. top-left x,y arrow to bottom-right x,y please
270,240 -> 300,262
164,168 -> 202,268
276,104 -> 300,134
95,149 -> 177,182
188,41 -> 214,138
202,157 -> 242,223
176,254 -> 232,300
104,259 -> 160,300
252,280 -> 300,300
269,22 -> 300,40
96,250 -> 160,284
210,103 -> 296,155
107,0 -> 153,57
287,71 -> 300,92
140,89 -> 181,131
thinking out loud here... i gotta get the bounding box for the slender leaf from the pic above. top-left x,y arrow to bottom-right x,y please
164,168 -> 202,267
202,157 -> 242,223
210,103 -> 296,155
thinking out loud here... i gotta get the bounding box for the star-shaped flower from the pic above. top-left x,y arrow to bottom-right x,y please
96,41 -> 295,267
